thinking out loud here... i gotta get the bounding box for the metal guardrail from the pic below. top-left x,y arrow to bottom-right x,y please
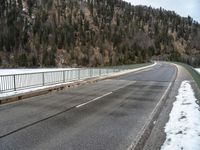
0,68 -> 124,94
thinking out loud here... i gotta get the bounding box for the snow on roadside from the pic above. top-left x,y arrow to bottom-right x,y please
0,68 -> 76,75
161,81 -> 200,150
195,68 -> 200,74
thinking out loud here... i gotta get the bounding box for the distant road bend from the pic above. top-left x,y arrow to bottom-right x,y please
0,62 -> 177,150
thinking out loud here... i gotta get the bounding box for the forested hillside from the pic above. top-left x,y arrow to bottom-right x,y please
0,0 -> 200,67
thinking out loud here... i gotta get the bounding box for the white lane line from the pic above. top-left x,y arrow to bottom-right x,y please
127,81 -> 173,150
76,92 -> 113,108
76,81 -> 135,108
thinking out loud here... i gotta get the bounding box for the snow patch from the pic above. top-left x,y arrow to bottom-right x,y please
0,68 -> 75,75
195,68 -> 200,74
161,81 -> 200,150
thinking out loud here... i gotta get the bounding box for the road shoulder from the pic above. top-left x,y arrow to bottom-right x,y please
142,63 -> 196,150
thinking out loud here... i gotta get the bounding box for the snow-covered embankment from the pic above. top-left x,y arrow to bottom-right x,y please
161,81 -> 200,150
195,68 -> 200,74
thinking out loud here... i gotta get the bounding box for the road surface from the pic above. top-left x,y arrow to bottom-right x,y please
0,62 -> 177,150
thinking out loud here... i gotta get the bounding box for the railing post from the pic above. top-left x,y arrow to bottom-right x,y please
0,76 -> 1,93
42,72 -> 45,86
13,75 -> 16,91
69,70 -> 72,81
78,69 -> 80,80
67,70 -> 69,81
63,71 -> 65,83
90,69 -> 92,77
99,69 -> 101,76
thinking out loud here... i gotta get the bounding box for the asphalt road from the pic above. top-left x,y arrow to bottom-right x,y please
0,62 -> 177,150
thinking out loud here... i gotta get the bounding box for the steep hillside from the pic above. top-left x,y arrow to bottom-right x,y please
0,0 -> 200,67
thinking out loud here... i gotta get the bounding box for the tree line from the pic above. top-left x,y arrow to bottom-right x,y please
0,0 -> 200,67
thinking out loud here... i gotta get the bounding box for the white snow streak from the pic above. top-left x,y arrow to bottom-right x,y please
195,68 -> 200,74
161,81 -> 200,150
0,68 -> 75,75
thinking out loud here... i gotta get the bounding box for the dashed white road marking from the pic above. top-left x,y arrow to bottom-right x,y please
75,62 -> 158,109
112,81 -> 136,92
76,92 -> 113,108
76,81 -> 136,108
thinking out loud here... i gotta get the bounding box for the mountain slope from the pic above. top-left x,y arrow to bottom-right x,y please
0,0 -> 200,67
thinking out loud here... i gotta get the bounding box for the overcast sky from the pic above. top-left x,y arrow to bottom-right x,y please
124,0 -> 200,22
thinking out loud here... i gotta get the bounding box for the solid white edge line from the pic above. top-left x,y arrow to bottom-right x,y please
127,81 -> 173,150
76,81 -> 137,108
76,92 -> 113,108
158,83 -> 172,105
